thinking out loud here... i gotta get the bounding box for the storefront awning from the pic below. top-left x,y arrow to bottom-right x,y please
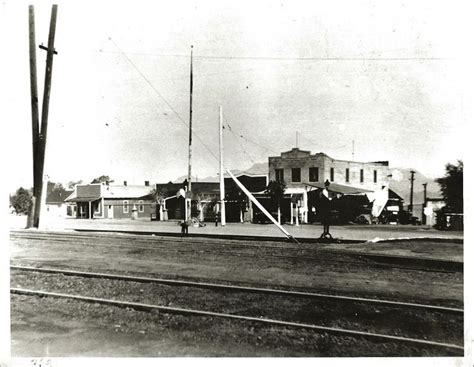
305,182 -> 373,195
65,195 -> 101,203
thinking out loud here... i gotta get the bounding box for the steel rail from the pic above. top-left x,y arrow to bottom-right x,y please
11,265 -> 463,314
12,234 -> 463,272
10,234 -> 462,274
11,228 -> 463,245
11,287 -> 463,352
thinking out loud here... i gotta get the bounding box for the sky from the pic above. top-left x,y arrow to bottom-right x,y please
1,0 -> 471,192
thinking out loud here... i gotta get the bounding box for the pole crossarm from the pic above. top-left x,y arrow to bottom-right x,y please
39,44 -> 58,54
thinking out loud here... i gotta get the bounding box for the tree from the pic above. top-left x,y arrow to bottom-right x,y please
10,187 -> 33,215
149,188 -> 166,203
67,180 -> 83,189
265,180 -> 287,224
436,160 -> 463,213
91,175 -> 111,184
225,185 -> 247,223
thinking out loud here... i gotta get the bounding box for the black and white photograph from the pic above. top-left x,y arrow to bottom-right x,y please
1,0 -> 471,366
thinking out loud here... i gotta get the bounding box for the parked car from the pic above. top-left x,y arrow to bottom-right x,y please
253,211 -> 287,224
435,212 -> 463,230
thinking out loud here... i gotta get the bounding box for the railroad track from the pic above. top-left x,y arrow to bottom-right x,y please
11,265 -> 464,355
10,230 -> 462,273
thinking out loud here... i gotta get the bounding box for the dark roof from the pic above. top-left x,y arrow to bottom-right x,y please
156,182 -> 220,197
45,182 -> 73,204
388,189 -> 404,201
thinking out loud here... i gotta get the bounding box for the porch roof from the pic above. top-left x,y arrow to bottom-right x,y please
65,195 -> 101,203
305,182 -> 373,195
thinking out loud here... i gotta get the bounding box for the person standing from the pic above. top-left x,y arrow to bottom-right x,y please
319,180 -> 333,239
180,220 -> 189,236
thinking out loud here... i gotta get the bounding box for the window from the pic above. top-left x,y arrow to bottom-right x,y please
373,170 -> 377,183
291,168 -> 301,182
309,167 -> 319,182
275,169 -> 284,182
138,200 -> 144,213
330,168 -> 334,182
345,168 -> 350,183
360,169 -> 364,183
123,200 -> 129,214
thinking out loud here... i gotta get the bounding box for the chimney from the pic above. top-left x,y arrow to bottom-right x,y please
144,180 -> 150,186
123,181 -> 127,186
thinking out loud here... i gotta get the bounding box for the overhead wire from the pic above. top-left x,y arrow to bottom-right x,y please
107,37 -> 220,165
222,115 -> 258,167
97,49 -> 449,62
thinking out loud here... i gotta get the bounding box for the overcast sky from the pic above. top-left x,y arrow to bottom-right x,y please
2,0 -> 470,190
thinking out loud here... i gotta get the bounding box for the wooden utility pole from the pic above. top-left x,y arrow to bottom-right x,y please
27,5 -> 40,228
409,170 -> 415,215
352,140 -> 355,161
28,4 -> 58,228
186,45 -> 193,221
219,106 -> 226,226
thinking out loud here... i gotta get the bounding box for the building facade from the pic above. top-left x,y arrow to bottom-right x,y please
269,148 -> 390,191
66,182 -> 154,219
155,174 -> 268,223
268,148 -> 391,223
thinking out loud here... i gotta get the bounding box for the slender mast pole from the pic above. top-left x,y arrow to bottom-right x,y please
409,170 -> 415,215
219,106 -> 226,226
186,45 -> 193,221
27,5 -> 40,228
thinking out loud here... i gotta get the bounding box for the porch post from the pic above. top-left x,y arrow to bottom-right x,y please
248,199 -> 253,223
295,203 -> 299,226
303,190 -> 308,223
88,201 -> 91,219
290,197 -> 293,225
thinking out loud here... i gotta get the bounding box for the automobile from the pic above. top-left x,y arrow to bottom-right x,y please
410,216 -> 422,225
435,212 -> 463,230
253,211 -> 287,224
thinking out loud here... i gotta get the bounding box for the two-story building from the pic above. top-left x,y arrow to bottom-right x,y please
268,148 -> 391,223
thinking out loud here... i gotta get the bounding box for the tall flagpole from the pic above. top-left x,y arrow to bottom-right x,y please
187,45 -> 193,221
219,106 -> 226,226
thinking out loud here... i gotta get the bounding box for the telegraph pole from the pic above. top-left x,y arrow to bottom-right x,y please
27,5 -> 40,228
409,170 -> 415,215
422,183 -> 428,225
352,140 -> 355,161
27,4 -> 58,228
219,106 -> 226,226
186,45 -> 193,222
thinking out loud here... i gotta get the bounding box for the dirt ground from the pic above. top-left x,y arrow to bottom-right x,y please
9,230 -> 464,357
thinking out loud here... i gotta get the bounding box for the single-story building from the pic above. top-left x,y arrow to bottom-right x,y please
155,174 -> 268,222
65,181 -> 155,219
44,182 -> 73,217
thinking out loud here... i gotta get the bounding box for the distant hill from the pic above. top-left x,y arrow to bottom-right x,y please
172,163 -> 268,183
241,162 -> 268,175
389,168 -> 441,204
